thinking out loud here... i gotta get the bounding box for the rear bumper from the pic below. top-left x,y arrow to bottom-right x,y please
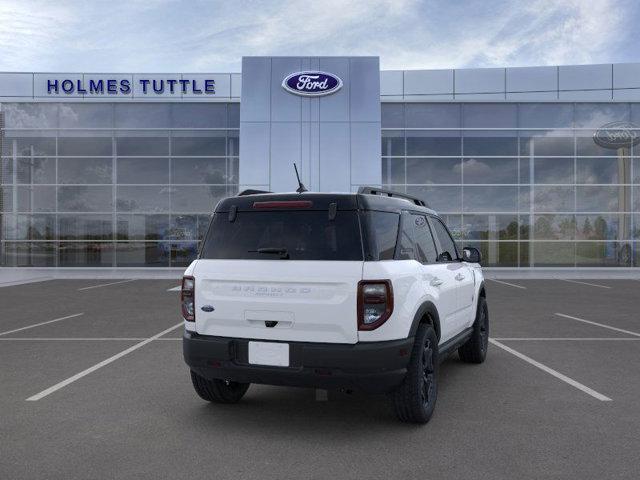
183,331 -> 414,393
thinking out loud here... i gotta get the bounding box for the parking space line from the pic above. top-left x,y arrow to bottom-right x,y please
555,313 -> 640,337
26,322 -> 183,402
487,279 -> 526,289
489,338 -> 612,402
0,337 -> 182,341
167,286 -> 181,291
78,279 -> 137,291
558,279 -> 611,289
493,337 -> 640,341
0,313 -> 84,337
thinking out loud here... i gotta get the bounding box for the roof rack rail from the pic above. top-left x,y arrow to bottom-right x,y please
357,186 -> 428,208
237,189 -> 272,196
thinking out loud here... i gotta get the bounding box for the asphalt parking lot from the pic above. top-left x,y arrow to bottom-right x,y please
1,278 -> 639,479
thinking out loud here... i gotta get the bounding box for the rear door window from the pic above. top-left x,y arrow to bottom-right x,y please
428,217 -> 459,262
362,211 -> 400,260
201,210 -> 363,260
412,214 -> 438,263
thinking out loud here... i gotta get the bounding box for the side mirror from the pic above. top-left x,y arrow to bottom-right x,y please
462,247 -> 482,264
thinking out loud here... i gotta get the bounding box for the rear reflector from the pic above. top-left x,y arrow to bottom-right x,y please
253,200 -> 313,209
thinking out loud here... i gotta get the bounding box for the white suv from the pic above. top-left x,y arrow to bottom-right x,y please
182,187 -> 488,423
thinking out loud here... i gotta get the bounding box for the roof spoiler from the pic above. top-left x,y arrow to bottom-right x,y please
237,189 -> 272,196
357,186 -> 429,208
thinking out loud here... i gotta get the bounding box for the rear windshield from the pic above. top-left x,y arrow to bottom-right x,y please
200,210 -> 364,260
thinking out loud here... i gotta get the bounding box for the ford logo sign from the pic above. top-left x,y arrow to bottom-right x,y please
593,121 -> 640,149
282,71 -> 343,97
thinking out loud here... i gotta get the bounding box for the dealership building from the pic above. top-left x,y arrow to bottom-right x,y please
1,56 -> 639,269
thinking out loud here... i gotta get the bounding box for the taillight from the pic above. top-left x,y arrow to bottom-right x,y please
181,276 -> 195,321
357,280 -> 393,330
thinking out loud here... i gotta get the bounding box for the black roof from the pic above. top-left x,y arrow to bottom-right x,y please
215,190 -> 438,215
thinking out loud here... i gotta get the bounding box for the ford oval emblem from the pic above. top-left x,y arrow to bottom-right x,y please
593,121 -> 640,149
201,305 -> 215,312
282,71 -> 343,97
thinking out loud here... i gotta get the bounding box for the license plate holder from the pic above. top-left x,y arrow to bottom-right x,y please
248,341 -> 289,367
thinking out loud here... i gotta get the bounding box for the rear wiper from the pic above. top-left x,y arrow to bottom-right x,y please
248,247 -> 290,259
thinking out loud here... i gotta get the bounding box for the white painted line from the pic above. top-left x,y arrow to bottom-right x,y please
0,313 -> 84,337
0,337 -> 182,341
493,337 -> 640,341
0,277 -> 53,288
167,286 -> 181,291
558,279 -> 611,289
555,313 -> 640,338
489,338 -> 612,402
26,322 -> 183,401
78,279 -> 137,291
487,279 -> 526,290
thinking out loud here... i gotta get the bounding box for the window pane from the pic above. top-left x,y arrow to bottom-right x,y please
406,186 -> 461,212
464,241 -> 518,267
1,186 -> 12,211
171,242 -> 199,267
17,185 -> 56,212
406,131 -> 461,156
381,130 -> 404,156
534,186 -> 574,212
633,159 -> 640,184
533,242 -> 575,266
171,134 -> 226,156
116,186 -> 170,213
14,214 -> 55,240
169,215 -> 199,241
533,215 -> 576,240
1,158 -> 12,183
58,137 -> 113,156
574,103 -> 630,128
520,134 -> 574,157
3,104 -> 58,128
116,137 -> 168,156
116,214 -> 169,240
58,186 -> 113,212
171,158 -> 228,184
575,214 -> 629,240
406,158 -> 461,184
534,158 -> 574,184
382,158 -> 405,184
462,157 -> 517,184
464,186 -> 518,212
2,242 -> 56,266
576,186 -> 623,212
116,242 -> 170,267
58,214 -> 113,240
406,104 -> 460,128
228,103 -> 240,127
412,215 -> 438,263
171,104 -> 227,128
59,242 -> 114,267
576,135 -> 620,156
171,185 -> 226,212
463,136 -> 518,156
462,214 -> 518,240
463,104 -> 517,128
429,217 -> 458,260
10,136 -> 56,156
114,104 -> 171,128
576,242 -> 631,267
58,158 -> 112,184
117,158 -> 169,184
382,103 -> 404,128
518,104 -> 573,128
576,157 -> 626,184
59,104 -> 113,128
16,157 -> 56,184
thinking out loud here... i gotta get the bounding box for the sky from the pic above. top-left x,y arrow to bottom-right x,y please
0,0 -> 638,73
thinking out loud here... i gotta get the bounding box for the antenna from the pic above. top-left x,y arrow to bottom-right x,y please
293,163 -> 308,193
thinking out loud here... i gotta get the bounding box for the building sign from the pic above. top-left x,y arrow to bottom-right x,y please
46,78 -> 216,95
593,121 -> 640,149
282,71 -> 342,97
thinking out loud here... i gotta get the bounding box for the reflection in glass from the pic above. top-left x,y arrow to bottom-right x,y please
381,130 -> 404,156
115,242 -> 169,267
116,186 -> 171,213
406,104 -> 460,128
576,242 -> 631,267
518,104 -> 573,129
10,136 -> 56,156
3,104 -> 58,128
171,135 -> 226,156
406,186 -> 462,213
574,103 -> 630,128
117,158 -> 170,184
576,157 -> 627,184
406,158 -> 461,184
533,242 -> 575,266
462,157 -> 517,184
533,215 -> 576,240
58,214 -> 113,240
172,104 -> 227,128
171,241 -> 199,267
534,186 -> 574,212
16,157 -> 56,184
114,104 -> 171,128
116,214 -> 169,240
463,186 -> 518,213
463,136 -> 518,156
382,103 -> 404,128
575,214 -> 628,241
463,241 -> 518,267
462,215 -> 518,240
534,158 -> 574,184
576,186 -> 622,212
2,242 -> 56,266
463,104 -> 517,128
171,158 -> 227,184
382,158 -> 405,184
171,186 -> 227,213
59,242 -> 114,267
17,186 -> 56,212
58,186 -> 113,212
59,104 -> 113,128
58,158 -> 112,184
406,131 -> 461,156
15,214 -> 55,240
519,134 -> 573,157
58,137 -> 112,156
116,137 -> 169,156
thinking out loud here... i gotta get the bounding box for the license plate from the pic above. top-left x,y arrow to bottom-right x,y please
248,341 -> 289,367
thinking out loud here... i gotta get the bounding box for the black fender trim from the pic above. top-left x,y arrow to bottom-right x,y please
478,280 -> 487,298
408,301 -> 442,341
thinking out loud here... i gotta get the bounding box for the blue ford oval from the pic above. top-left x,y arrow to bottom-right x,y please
282,71 -> 343,97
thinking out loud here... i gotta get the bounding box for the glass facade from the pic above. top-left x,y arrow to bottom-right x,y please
0,102 -> 239,267
382,103 -> 640,267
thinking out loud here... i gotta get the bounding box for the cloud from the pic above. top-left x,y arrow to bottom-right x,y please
0,0 -> 636,72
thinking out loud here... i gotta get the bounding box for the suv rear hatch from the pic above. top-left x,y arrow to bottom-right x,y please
193,197 -> 364,344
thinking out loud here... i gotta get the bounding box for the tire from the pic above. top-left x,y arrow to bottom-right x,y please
391,323 -> 438,424
458,296 -> 489,364
190,370 -> 250,404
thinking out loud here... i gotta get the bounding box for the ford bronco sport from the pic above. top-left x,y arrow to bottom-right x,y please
182,187 -> 488,423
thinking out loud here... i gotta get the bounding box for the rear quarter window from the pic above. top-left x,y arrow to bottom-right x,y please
200,210 -> 363,261
362,211 -> 400,261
